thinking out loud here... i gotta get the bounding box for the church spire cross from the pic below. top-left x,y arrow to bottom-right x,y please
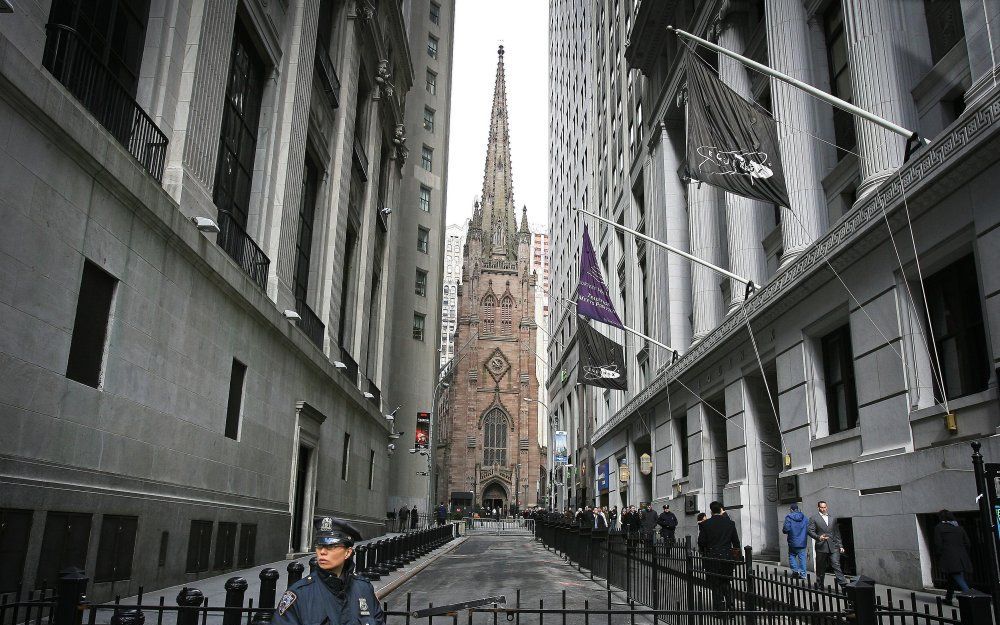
480,43 -> 518,259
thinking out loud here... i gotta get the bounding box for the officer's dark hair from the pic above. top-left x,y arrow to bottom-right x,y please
709,501 -> 723,514
938,509 -> 956,523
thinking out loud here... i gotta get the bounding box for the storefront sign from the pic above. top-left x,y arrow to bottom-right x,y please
597,461 -> 610,494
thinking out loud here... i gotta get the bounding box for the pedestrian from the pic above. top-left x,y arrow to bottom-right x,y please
657,505 -> 678,546
397,505 -> 408,532
640,503 -> 658,550
436,502 -> 447,527
933,510 -> 973,604
595,506 -> 609,530
582,505 -> 595,528
807,501 -> 847,587
410,504 -> 419,530
275,517 -> 384,625
782,503 -> 809,579
698,501 -> 741,610
609,505 -> 619,530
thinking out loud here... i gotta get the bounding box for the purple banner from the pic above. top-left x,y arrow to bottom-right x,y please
577,225 -> 623,328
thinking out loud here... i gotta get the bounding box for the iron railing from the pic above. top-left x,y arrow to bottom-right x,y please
534,519 -> 983,625
314,48 -> 341,109
42,23 -> 168,182
296,301 -> 325,349
217,210 -> 269,290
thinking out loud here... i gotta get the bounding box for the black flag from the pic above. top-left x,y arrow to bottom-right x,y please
577,321 -> 628,391
685,53 -> 790,208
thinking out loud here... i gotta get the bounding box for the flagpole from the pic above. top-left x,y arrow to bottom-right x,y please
667,26 -> 931,146
574,207 -> 753,286
559,296 -> 681,357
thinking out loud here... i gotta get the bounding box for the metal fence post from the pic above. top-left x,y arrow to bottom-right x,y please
222,577 -> 248,625
684,536 -> 695,624
286,561 -> 304,587
175,588 -> 204,625
971,441 -> 1000,624
844,577 -> 876,625
55,568 -> 88,625
744,546 -> 756,625
958,589 -> 993,625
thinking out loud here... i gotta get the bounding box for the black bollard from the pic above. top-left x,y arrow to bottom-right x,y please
250,568 -> 280,625
956,589 -> 992,625
111,608 -> 145,625
286,561 -> 304,587
55,568 -> 88,625
175,587 -> 204,625
222,577 -> 249,625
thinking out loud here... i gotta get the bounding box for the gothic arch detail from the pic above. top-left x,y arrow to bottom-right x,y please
481,285 -> 497,335
482,405 -> 509,467
499,293 -> 514,334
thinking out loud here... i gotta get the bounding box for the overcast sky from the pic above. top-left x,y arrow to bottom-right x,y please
444,1 -> 550,231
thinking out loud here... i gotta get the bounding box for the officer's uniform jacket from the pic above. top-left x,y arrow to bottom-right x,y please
274,562 -> 384,625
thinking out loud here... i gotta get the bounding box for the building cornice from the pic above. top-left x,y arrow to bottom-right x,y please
593,85 -> 1000,446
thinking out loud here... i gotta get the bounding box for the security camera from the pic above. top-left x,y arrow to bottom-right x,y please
363,392 -> 375,399
283,310 -> 302,321
192,216 -> 221,233
385,414 -> 395,421
380,206 -> 393,216
334,361 -> 347,369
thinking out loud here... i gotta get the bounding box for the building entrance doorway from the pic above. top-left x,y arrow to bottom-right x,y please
482,483 -> 507,513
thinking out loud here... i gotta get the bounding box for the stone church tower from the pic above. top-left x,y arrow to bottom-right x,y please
436,46 -> 540,512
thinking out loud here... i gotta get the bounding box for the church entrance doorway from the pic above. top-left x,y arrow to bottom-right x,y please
482,483 -> 507,513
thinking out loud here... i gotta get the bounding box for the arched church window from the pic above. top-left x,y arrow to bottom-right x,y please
500,295 -> 513,333
482,293 -> 496,334
482,407 -> 508,466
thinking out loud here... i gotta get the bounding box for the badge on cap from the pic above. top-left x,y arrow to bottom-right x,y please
359,597 -> 370,616
320,517 -> 334,532
277,591 -> 297,616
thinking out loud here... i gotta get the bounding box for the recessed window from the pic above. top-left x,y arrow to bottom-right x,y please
413,313 -> 426,341
157,531 -> 169,567
225,359 -> 247,440
213,522 -> 237,570
417,227 -> 430,253
95,515 -> 138,583
430,2 -> 441,25
0,509 -> 32,593
185,520 -> 213,573
923,254 -> 989,399
427,34 -> 438,59
924,0 -> 965,64
342,432 -> 351,480
237,524 -> 256,567
37,512 -> 92,589
66,260 -> 117,388
822,324 -> 859,434
419,185 -> 431,212
675,413 -> 689,477
423,107 -> 435,133
415,269 -> 428,297
421,145 -> 433,171
368,449 -> 376,490
823,3 -> 855,160
426,70 -> 437,95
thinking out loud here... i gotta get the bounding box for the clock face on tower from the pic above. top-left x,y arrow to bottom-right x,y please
485,348 -> 510,383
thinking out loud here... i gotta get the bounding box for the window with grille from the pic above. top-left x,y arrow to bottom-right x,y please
423,107 -> 435,133
294,155 -> 320,306
185,520 -> 213,574
417,227 -> 430,253
481,293 -> 497,334
427,34 -> 438,59
419,185 -> 431,212
237,524 -> 256,567
821,324 -> 859,434
430,2 -> 441,25
37,512 -> 92,589
421,145 -> 433,171
214,22 -> 266,229
413,313 -> 426,341
95,515 -> 137,582
415,269 -> 428,297
923,254 -> 989,400
426,70 -> 437,95
482,408 -> 508,466
500,295 -> 513,334
213,522 -> 237,570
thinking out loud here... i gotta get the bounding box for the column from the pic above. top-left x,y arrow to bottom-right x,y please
961,0 -> 1000,106
688,181 -> 725,340
717,8 -> 769,307
765,0 -> 829,265
662,125 -> 693,352
843,0 -> 922,199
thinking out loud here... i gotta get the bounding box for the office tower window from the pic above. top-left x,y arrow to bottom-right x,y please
417,227 -> 430,253
423,107 -> 435,133
420,185 -> 431,212
413,313 -> 426,341
426,69 -> 437,95
427,34 -> 438,59
421,145 -> 433,171
430,2 -> 441,25
415,269 -> 428,296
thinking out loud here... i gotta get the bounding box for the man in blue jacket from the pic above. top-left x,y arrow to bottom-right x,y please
782,504 -> 808,579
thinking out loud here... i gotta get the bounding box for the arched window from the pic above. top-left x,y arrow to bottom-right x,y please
500,295 -> 514,334
482,407 -> 508,466
481,293 -> 497,334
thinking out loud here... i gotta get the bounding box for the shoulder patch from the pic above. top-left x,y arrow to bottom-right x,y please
277,590 -> 297,616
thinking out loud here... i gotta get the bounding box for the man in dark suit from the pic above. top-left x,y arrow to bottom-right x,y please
697,501 -> 741,610
807,501 -> 847,587
640,503 -> 659,550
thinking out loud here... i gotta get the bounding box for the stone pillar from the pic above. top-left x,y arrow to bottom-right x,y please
962,0 -> 1000,106
843,0 -> 922,199
688,181 -> 725,341
718,7 -> 769,307
765,0 -> 829,265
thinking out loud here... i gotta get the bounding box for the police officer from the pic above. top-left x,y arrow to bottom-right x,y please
274,517 -> 385,625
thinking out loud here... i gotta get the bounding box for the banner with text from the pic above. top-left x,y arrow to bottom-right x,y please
415,412 -> 430,449
577,321 -> 628,391
554,431 -> 568,465
577,224 -> 624,328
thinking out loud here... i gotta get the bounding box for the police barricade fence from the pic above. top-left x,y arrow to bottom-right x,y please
531,518 -> 992,625
0,525 -> 457,625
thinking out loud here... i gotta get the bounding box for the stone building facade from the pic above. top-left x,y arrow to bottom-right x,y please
548,0 -> 1000,590
435,47 -> 542,513
0,0 -> 450,600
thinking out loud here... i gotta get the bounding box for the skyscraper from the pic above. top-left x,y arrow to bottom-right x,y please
441,222 -> 468,368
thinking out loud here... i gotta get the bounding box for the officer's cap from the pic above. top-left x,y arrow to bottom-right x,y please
313,517 -> 362,548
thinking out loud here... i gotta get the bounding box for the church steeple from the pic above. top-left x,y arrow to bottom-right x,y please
480,45 -> 519,259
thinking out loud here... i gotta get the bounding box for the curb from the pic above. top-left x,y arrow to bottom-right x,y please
375,536 -> 469,600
